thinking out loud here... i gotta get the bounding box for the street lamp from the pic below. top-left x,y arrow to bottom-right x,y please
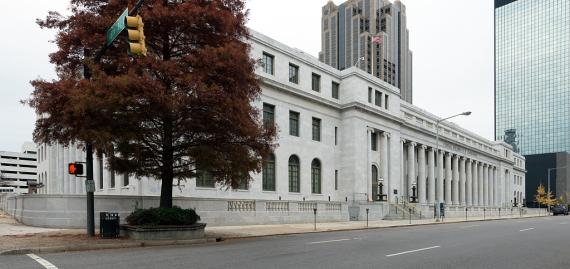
377,178 -> 387,202
435,111 -> 471,202
547,166 -> 566,211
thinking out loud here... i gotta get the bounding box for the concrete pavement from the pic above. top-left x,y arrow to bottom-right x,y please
2,215 -> 568,269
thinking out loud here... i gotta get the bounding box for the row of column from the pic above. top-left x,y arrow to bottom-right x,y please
402,140 -> 504,207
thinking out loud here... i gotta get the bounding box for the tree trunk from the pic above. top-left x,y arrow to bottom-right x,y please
160,113 -> 174,208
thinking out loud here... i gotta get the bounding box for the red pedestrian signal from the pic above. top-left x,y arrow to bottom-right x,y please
68,163 -> 84,175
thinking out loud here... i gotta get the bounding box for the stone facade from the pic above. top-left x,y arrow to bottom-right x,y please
30,29 -> 525,226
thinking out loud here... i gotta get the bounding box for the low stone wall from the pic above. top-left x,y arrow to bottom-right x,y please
0,194 -> 350,228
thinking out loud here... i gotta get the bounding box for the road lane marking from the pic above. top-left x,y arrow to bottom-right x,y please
519,228 -> 535,232
26,254 -> 58,269
386,246 -> 440,257
309,238 -> 352,244
560,222 -> 568,225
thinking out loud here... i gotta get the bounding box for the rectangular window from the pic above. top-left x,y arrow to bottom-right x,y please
312,117 -> 321,141
368,87 -> 373,103
311,73 -> 321,92
98,158 -> 104,190
289,111 -> 300,136
263,103 -> 275,127
196,169 -> 215,188
262,52 -> 274,75
335,170 -> 338,190
123,173 -> 129,186
334,127 -> 338,145
237,174 -> 249,190
332,82 -> 340,99
110,170 -> 115,188
289,64 -> 299,84
375,91 -> 382,107
384,95 -> 389,109
371,132 -> 378,151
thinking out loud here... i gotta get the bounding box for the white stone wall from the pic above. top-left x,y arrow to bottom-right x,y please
36,30 -> 525,210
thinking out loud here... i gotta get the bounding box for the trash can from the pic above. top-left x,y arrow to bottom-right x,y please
100,212 -> 120,238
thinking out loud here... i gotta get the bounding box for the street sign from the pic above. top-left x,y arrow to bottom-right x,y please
85,180 -> 95,193
106,8 -> 129,47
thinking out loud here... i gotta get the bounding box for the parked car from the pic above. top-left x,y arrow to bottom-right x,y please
552,205 -> 569,216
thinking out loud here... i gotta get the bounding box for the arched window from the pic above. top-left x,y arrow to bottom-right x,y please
263,154 -> 276,191
311,159 -> 322,194
372,165 -> 379,199
289,155 -> 300,193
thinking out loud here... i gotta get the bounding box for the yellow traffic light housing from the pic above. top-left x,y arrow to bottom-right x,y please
126,15 -> 146,56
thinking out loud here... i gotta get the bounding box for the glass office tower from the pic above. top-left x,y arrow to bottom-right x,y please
495,0 -> 570,155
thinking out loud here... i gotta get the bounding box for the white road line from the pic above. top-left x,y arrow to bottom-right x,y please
519,228 -> 535,232
309,238 -> 352,244
560,222 -> 568,225
386,246 -> 441,257
26,254 -> 58,269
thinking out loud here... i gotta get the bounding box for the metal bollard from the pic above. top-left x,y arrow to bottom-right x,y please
465,207 -> 468,221
484,208 -> 486,220
366,208 -> 369,228
409,208 -> 412,224
313,208 -> 317,231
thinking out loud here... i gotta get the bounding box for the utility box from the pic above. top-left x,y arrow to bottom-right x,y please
100,212 -> 120,238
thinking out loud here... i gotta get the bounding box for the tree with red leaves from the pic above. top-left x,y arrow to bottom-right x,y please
27,0 -> 276,208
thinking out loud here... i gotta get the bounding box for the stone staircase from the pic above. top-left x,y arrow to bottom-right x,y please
383,200 -> 424,220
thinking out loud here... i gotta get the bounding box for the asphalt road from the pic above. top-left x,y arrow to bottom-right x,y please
2,216 -> 570,269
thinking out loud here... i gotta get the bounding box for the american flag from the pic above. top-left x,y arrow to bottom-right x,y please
372,35 -> 383,44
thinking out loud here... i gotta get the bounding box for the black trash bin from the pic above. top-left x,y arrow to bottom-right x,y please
100,212 -> 120,238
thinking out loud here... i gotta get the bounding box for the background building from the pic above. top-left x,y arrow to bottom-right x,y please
320,0 -> 413,103
0,142 -> 38,194
495,0 -> 570,206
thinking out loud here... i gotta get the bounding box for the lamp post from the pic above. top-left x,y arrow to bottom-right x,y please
547,166 -> 566,212
435,111 -> 471,220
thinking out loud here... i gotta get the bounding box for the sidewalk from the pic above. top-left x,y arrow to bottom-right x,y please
0,209 -> 546,255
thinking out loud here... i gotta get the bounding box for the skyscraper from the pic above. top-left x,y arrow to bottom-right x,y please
495,0 -> 570,155
320,0 -> 413,103
495,0 -> 570,206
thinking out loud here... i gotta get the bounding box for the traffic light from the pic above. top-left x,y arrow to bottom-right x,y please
126,15 -> 146,56
68,163 -> 84,175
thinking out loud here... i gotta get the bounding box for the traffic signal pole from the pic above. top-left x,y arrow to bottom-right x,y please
83,0 -> 146,237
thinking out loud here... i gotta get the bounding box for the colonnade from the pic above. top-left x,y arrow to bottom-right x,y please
401,140 -> 505,207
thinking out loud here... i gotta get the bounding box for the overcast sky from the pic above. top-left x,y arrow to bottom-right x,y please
0,0 -> 494,152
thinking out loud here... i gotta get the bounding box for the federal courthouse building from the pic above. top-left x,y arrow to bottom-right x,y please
29,30 -> 526,225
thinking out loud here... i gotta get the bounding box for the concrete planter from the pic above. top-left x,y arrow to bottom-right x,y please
120,223 -> 206,240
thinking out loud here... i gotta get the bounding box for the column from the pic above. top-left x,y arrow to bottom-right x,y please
400,139 -> 405,201
437,150 -> 444,203
69,146 -> 76,194
459,157 -> 466,206
472,161 -> 479,206
367,128 -> 373,201
418,145 -> 427,204
483,164 -> 488,206
445,153 -> 452,205
489,166 -> 494,207
466,159 -> 472,206
428,148 -> 436,204
493,167 -> 494,207
452,154 -> 459,205
380,133 -> 389,200
63,146 -> 69,194
478,163 -> 484,206
407,142 -> 417,200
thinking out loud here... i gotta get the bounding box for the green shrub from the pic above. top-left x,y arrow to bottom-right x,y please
126,206 -> 201,226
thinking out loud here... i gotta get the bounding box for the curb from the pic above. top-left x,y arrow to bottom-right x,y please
0,214 -> 548,255
214,214 -> 548,241
0,238 -> 217,256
